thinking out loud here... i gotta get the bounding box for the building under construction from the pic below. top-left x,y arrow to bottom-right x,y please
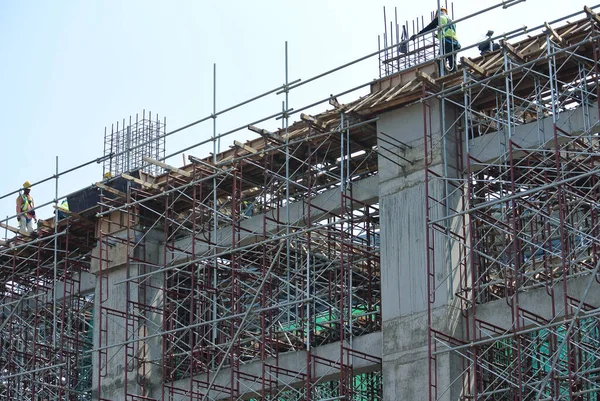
1,2 -> 600,400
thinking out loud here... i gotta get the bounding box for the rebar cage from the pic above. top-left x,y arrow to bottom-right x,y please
103,111 -> 166,178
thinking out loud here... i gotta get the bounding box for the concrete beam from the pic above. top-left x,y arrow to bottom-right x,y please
468,105 -> 599,170
51,271 -> 95,300
168,174 -> 379,264
157,331 -> 381,401
10,271 -> 96,315
473,273 -> 600,331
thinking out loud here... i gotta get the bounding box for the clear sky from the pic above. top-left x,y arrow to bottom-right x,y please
0,0 -> 596,232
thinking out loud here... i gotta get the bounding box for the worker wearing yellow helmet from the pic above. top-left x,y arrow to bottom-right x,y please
410,6 -> 461,72
16,181 -> 37,235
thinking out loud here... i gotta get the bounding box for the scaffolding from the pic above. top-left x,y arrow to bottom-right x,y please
0,210 -> 96,400
93,98 -> 382,400
423,5 -> 600,400
0,31 -> 386,398
2,2 -> 600,401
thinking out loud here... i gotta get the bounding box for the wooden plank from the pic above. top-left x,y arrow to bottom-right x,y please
564,21 -> 592,37
142,156 -> 191,178
460,57 -> 486,76
585,6 -> 600,26
502,42 -> 526,63
378,78 -> 420,106
52,205 -> 90,223
347,90 -> 385,112
260,130 -> 285,143
188,155 -> 228,173
216,155 -> 235,166
233,140 -> 264,158
361,91 -> 424,115
248,125 -> 284,143
545,22 -> 564,44
480,52 -> 503,70
0,222 -> 29,236
95,182 -> 127,198
416,70 -> 441,92
300,113 -> 329,131
557,23 -> 580,38
37,218 -> 54,229
519,37 -> 542,55
121,174 -> 161,190
384,78 -> 417,103
372,83 -> 407,107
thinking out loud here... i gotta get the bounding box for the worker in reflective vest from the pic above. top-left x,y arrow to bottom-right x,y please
57,199 -> 69,220
411,7 -> 461,72
16,181 -> 37,235
241,200 -> 254,218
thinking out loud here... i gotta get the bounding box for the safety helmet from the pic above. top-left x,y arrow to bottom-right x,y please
23,181 -> 31,189
440,6 -> 448,13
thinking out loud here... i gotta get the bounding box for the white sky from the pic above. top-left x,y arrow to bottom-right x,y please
0,0 -> 597,231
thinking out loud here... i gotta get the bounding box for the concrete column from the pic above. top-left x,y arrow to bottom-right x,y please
378,100 -> 463,401
90,228 -> 163,401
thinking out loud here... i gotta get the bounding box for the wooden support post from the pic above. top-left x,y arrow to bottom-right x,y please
329,96 -> 342,109
504,42 -> 526,63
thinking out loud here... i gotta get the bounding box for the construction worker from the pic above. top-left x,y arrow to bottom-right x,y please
241,199 -> 254,218
411,7 -> 461,72
478,30 -> 500,56
16,181 -> 37,235
56,199 -> 69,220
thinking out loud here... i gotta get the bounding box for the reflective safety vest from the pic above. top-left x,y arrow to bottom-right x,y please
20,194 -> 34,215
59,199 -> 69,211
438,15 -> 458,41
